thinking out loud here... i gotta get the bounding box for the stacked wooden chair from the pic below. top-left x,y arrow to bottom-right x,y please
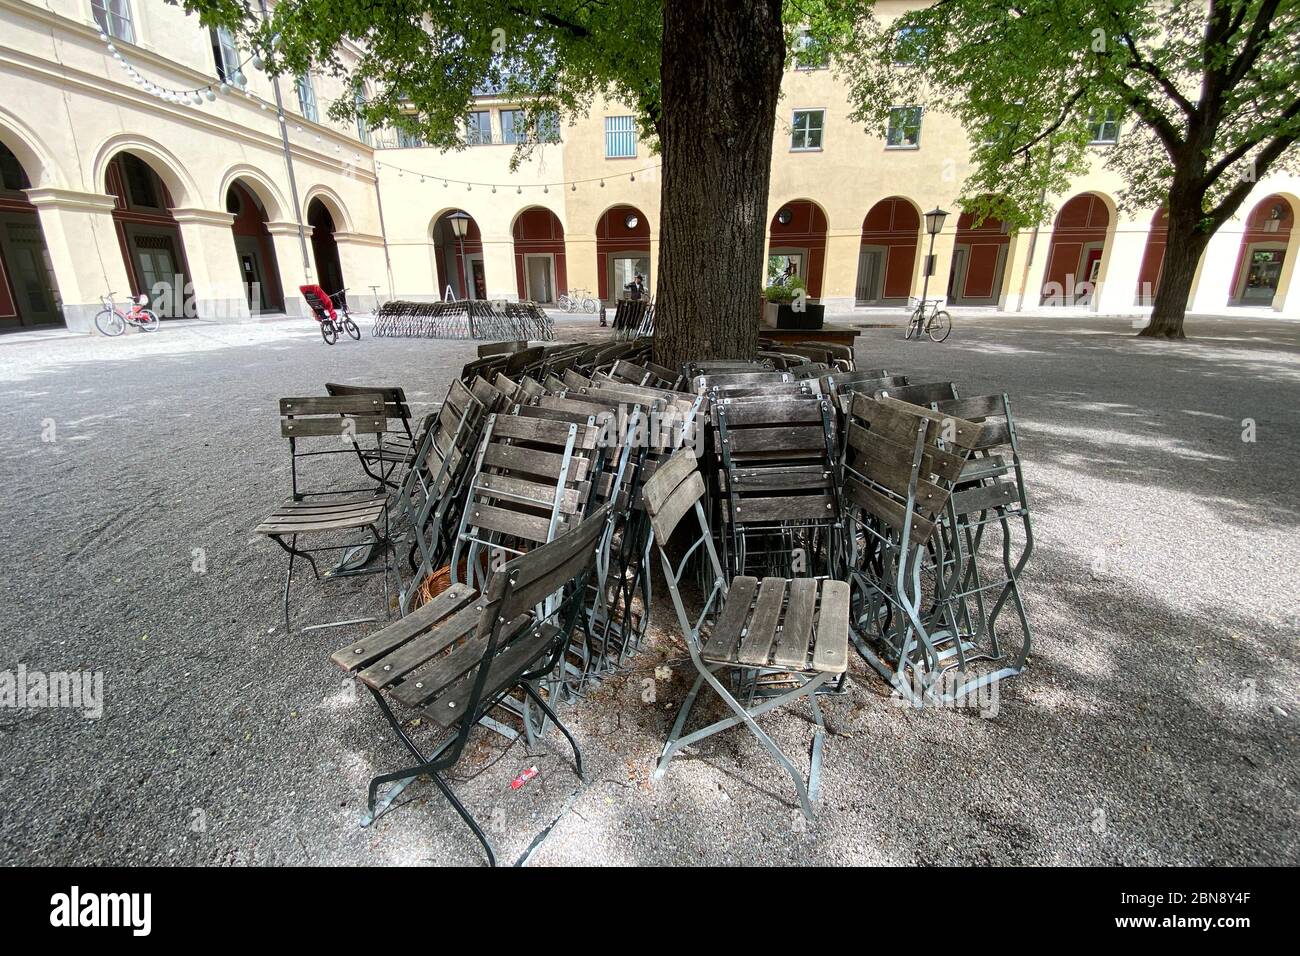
332,505 -> 610,865
642,451 -> 849,820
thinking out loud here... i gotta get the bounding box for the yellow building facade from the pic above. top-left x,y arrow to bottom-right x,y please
1,0 -> 1297,333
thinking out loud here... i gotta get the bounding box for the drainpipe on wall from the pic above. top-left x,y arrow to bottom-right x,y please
259,0 -> 311,282
371,166 -> 396,300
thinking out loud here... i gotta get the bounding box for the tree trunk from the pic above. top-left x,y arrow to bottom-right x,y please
1138,201 -> 1210,340
653,0 -> 785,369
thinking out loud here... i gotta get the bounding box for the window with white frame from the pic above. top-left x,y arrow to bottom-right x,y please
501,109 -> 530,145
466,110 -> 492,145
91,0 -> 135,44
794,28 -> 828,70
791,109 -> 824,150
1087,108 -> 1121,144
886,106 -> 923,148
605,116 -> 637,158
296,74 -> 318,123
210,26 -> 239,82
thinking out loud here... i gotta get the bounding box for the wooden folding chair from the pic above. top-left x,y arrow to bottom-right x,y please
255,395 -> 396,633
642,451 -> 849,820
332,505 -> 610,865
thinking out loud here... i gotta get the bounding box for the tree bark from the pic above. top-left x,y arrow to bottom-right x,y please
1138,203 -> 1211,340
653,0 -> 785,369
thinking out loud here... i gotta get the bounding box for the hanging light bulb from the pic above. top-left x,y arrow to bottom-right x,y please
571,182 -> 576,191
630,172 -> 636,182
491,185 -> 496,193
443,180 -> 448,187
106,43 -> 116,54
600,179 -> 605,188
294,124 -> 303,132
467,183 -> 472,191
543,184 -> 548,193
98,31 -> 108,41
420,176 -> 425,183
516,185 -> 521,194
219,82 -> 230,94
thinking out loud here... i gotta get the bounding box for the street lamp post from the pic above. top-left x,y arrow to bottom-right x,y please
919,207 -> 949,309
447,210 -> 473,336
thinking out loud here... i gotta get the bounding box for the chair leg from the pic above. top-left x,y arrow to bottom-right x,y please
654,671 -> 706,779
282,536 -> 296,634
429,770 -> 498,867
522,682 -> 585,781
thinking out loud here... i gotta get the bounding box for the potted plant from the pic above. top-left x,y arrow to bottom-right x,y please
762,275 -> 825,330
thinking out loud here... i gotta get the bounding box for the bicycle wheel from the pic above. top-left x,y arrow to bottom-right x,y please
344,318 -> 361,340
558,294 -> 573,312
582,297 -> 599,314
927,310 -> 952,343
137,309 -> 160,332
904,308 -> 922,340
320,320 -> 338,345
95,309 -> 126,337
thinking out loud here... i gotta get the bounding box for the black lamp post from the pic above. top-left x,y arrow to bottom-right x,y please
447,210 -> 474,335
920,206 -> 949,306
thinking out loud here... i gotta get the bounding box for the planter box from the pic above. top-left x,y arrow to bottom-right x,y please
776,302 -> 825,330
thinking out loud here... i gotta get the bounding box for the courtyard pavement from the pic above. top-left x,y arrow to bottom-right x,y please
0,310 -> 1296,866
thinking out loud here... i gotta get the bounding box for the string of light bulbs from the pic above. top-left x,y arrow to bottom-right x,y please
372,158 -> 663,194
98,30 -> 365,165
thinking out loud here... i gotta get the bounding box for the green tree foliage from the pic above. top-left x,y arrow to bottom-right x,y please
811,0 -> 1300,337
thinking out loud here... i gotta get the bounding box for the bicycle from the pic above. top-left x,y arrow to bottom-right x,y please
95,293 -> 160,336
558,288 -> 599,314
300,285 -> 360,345
905,297 -> 952,343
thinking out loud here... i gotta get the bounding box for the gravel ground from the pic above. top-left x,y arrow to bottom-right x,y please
0,310 -> 1296,866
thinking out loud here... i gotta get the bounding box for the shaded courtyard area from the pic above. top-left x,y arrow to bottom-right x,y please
0,311 -> 1296,866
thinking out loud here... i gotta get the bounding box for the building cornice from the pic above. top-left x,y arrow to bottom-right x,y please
23,187 -> 117,211
170,207 -> 237,227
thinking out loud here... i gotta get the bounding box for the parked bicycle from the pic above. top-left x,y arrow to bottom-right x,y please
300,284 -> 360,345
95,293 -> 160,336
558,288 -> 599,314
905,297 -> 952,342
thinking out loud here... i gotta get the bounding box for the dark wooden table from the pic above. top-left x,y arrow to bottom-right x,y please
760,321 -> 862,349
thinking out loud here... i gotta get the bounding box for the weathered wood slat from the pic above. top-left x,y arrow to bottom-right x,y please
844,476 -> 935,544
771,578 -> 817,669
358,602 -> 482,689
648,470 -> 705,543
329,584 -> 476,673
725,425 -> 828,456
390,614 -> 529,708
280,395 -> 384,416
703,576 -> 757,661
423,625 -> 557,727
734,494 -> 836,523
973,420 -> 1012,449
874,396 -> 985,450
936,394 -> 1004,421
642,450 -> 699,513
281,415 -> 387,437
736,578 -> 785,666
717,399 -> 826,426
476,473 -> 582,513
482,442 -> 591,482
812,580 -> 850,673
950,480 -> 1019,515
464,502 -> 553,543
